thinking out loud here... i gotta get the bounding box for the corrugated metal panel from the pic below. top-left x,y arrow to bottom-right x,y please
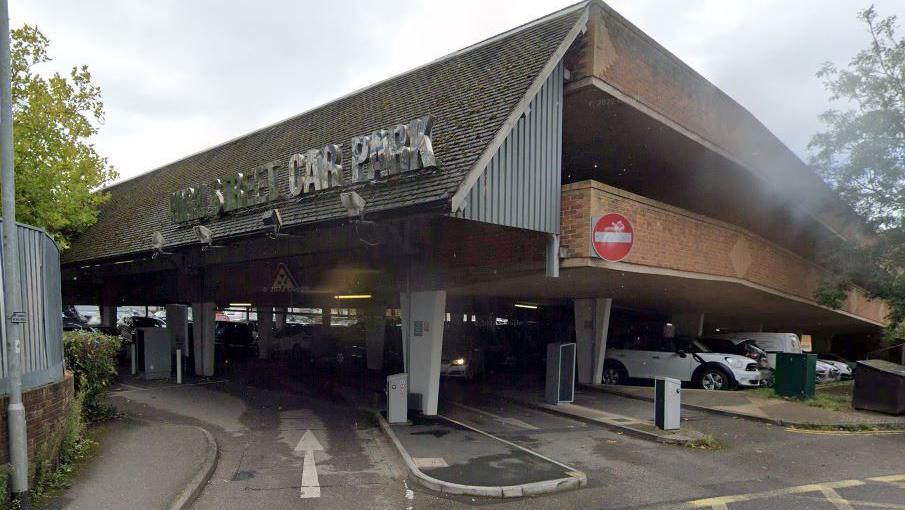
453,61 -> 564,233
0,221 -> 64,391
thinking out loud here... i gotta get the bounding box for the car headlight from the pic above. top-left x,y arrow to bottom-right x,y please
725,357 -> 743,369
451,358 -> 466,366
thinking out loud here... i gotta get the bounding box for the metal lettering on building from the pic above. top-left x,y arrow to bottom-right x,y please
170,115 -> 436,223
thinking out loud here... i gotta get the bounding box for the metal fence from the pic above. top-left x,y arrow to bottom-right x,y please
0,220 -> 63,392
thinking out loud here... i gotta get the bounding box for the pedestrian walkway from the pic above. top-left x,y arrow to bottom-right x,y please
46,419 -> 216,510
378,411 -> 586,497
588,383 -> 905,427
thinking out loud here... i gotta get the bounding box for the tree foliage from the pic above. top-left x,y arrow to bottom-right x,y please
7,25 -> 116,249
809,6 -> 905,335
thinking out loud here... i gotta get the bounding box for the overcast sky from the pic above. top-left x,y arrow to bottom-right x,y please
9,0 -> 903,183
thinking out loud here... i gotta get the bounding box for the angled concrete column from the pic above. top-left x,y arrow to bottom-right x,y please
274,307 -> 286,332
257,307 -> 273,359
364,303 -> 386,371
574,298 -> 612,385
672,312 -> 705,337
100,305 -> 116,328
192,302 -> 216,376
400,290 -> 446,415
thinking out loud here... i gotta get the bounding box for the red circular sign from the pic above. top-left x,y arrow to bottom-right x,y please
592,213 -> 634,262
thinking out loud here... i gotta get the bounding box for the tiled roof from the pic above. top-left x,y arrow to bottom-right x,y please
63,4 -> 587,265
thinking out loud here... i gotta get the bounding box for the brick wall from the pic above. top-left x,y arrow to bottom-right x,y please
431,218 -> 547,287
561,180 -> 888,325
0,372 -> 74,466
563,2 -> 867,245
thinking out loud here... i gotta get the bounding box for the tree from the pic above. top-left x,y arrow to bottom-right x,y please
6,25 -> 116,249
809,6 -> 905,335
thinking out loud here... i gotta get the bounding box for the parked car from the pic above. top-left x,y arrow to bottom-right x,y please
816,360 -> 842,383
117,316 -> 166,342
63,316 -> 96,332
272,323 -> 315,362
817,353 -> 854,380
215,320 -> 258,359
440,323 -> 486,380
697,337 -> 769,368
603,335 -> 762,390
713,332 -> 802,369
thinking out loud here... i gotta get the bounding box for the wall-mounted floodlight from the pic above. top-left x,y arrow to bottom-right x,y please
194,225 -> 222,250
151,231 -> 172,258
514,303 -> 538,309
334,294 -> 372,300
340,191 -> 366,219
262,208 -> 283,237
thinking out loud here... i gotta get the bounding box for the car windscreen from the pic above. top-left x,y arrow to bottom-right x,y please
675,338 -> 712,353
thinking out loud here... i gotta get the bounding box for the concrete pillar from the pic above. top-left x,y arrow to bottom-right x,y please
274,307 -> 286,332
591,298 -> 612,384
400,290 -> 446,415
100,305 -> 116,328
192,302 -> 216,377
574,298 -> 612,385
365,303 -> 386,371
257,307 -> 273,359
672,312 -> 705,337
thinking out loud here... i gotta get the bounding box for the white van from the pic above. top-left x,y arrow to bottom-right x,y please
712,332 -> 801,369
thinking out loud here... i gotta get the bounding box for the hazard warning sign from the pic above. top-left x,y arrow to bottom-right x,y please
271,263 -> 298,292
591,213 -> 634,262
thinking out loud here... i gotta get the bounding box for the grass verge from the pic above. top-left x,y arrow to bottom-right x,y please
0,391 -> 103,509
683,434 -> 723,450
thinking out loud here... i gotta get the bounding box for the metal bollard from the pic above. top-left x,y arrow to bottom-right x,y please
131,343 -> 137,375
176,348 -> 182,384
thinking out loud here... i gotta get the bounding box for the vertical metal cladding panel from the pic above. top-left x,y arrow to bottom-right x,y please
0,221 -> 64,392
454,61 -> 564,234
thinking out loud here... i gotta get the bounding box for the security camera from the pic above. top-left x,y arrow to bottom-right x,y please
262,208 -> 283,235
340,191 -> 366,218
151,231 -> 172,258
193,224 -> 222,250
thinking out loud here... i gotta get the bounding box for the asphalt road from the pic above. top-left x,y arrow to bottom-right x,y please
110,378 -> 905,510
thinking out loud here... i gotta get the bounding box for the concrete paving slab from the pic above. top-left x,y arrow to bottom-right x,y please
378,411 -> 586,497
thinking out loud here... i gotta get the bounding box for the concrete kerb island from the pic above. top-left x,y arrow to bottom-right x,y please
167,425 -> 219,510
490,390 -> 706,445
375,412 -> 587,498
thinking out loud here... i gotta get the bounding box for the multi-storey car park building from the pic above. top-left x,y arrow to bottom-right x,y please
62,1 -> 887,415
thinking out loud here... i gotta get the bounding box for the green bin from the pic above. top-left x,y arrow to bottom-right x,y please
774,352 -> 816,400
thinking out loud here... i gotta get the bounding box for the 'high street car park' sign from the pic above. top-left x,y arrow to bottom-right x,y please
169,116 -> 436,223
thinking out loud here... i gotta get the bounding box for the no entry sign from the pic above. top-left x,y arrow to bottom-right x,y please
591,213 -> 634,262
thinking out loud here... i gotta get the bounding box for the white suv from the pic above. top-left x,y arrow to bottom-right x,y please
603,336 -> 762,390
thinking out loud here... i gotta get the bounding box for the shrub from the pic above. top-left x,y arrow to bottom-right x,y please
63,331 -> 121,422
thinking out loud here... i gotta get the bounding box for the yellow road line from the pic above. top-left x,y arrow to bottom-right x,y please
869,473 -> 905,491
820,487 -> 853,510
688,479 -> 864,508
785,427 -> 905,436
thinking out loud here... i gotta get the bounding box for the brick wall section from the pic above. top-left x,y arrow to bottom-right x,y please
563,2 -> 867,244
561,180 -> 888,325
0,372 -> 74,466
431,218 -> 547,286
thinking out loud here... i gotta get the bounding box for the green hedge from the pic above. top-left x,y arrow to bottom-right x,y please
63,331 -> 121,422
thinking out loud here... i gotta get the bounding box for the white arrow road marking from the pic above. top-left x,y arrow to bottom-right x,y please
296,430 -> 324,499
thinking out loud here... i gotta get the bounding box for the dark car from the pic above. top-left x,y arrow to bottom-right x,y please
63,317 -> 95,332
118,316 -> 165,342
215,320 -> 258,359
